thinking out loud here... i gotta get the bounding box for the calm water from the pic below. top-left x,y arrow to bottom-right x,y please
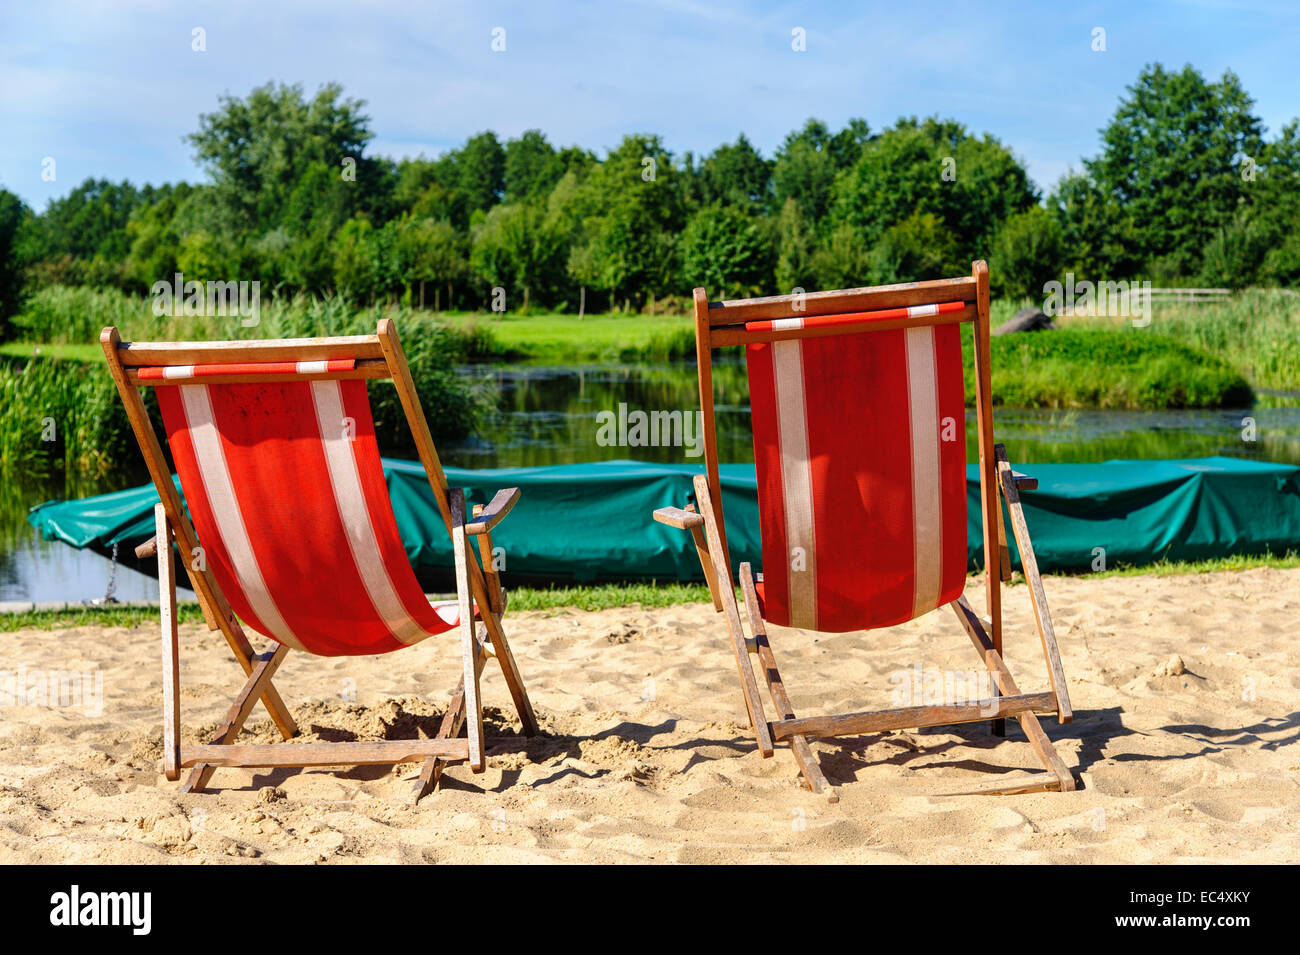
6,358 -> 1300,603
440,359 -> 1300,469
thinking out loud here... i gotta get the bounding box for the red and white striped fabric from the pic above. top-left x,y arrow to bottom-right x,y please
745,300 -> 965,334
746,320 -> 967,632
139,359 -> 355,381
156,377 -> 465,656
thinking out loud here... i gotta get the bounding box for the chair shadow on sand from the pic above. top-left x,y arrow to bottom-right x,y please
794,704 -> 1300,792
726,704 -> 1130,792
208,701 -> 1300,797
228,709 -> 689,795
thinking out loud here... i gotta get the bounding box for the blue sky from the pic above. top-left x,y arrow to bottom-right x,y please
2,0 -> 1297,210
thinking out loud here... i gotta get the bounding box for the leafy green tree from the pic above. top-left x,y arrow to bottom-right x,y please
833,118 -> 1035,264
773,126 -> 838,226
989,207 -> 1065,298
831,122 -> 937,246
774,198 -> 816,293
0,189 -> 29,333
810,223 -> 871,289
770,118 -> 871,229
681,203 -> 773,297
20,178 -> 143,265
272,160 -> 357,293
697,134 -> 772,210
504,130 -> 564,202
827,118 -> 872,169
123,183 -> 194,291
13,68 -> 1298,316
1248,120 -> 1300,285
1084,64 -> 1265,276
332,217 -> 379,300
456,131 -> 506,217
866,211 -> 960,285
1047,170 -> 1134,278
1261,232 -> 1300,286
282,161 -> 353,236
393,155 -> 458,219
397,217 -> 467,308
282,220 -> 338,293
175,230 -> 227,282
566,238 -> 608,310
187,82 -> 384,229
1200,209 -> 1269,289
564,135 -> 686,306
470,201 -> 567,308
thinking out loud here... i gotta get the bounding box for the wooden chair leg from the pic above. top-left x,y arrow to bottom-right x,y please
450,490 -> 487,773
467,509 -> 538,738
693,476 -> 774,757
994,445 -> 1073,723
952,597 -> 1075,791
182,643 -> 292,793
740,564 -> 836,802
413,625 -> 491,802
685,505 -> 723,612
991,497 -> 1011,739
414,680 -> 467,802
156,505 -> 182,781
479,608 -> 538,736
218,624 -> 298,741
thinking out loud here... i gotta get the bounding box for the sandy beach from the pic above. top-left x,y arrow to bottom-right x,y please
1,567 -> 1297,864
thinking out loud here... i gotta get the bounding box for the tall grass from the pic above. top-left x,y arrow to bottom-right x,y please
442,310 -> 696,362
1062,288 -> 1300,392
12,285 -> 142,343
13,284 -> 499,357
1,288 -> 495,485
960,329 -> 1254,409
0,354 -> 129,481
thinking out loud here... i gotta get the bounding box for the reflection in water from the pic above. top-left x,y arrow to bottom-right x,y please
983,401 -> 1300,466
0,535 -> 197,604
440,360 -> 1300,470
5,359 -> 1299,602
0,473 -> 198,604
439,359 -> 756,467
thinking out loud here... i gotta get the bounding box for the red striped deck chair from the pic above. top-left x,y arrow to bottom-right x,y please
101,320 -> 537,802
653,262 -> 1074,801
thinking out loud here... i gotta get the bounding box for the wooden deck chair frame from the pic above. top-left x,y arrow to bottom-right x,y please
653,261 -> 1075,801
101,319 -> 537,802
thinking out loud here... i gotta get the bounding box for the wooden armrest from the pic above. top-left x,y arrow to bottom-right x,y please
653,505 -> 704,530
992,443 -> 1037,491
465,487 -> 520,535
1010,470 -> 1037,491
135,535 -> 158,559
999,468 -> 1038,492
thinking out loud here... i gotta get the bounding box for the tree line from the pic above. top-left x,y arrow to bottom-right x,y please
1,62 -> 1297,338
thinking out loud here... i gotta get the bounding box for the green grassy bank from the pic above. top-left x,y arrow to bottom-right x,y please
4,554 -> 1296,632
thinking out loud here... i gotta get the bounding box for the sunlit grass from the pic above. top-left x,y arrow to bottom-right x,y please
444,310 -> 695,361
1060,288 -> 1300,393
5,556 -> 1296,632
0,342 -> 104,363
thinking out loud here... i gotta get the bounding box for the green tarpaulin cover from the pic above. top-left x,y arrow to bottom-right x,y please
27,457 -> 1300,583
